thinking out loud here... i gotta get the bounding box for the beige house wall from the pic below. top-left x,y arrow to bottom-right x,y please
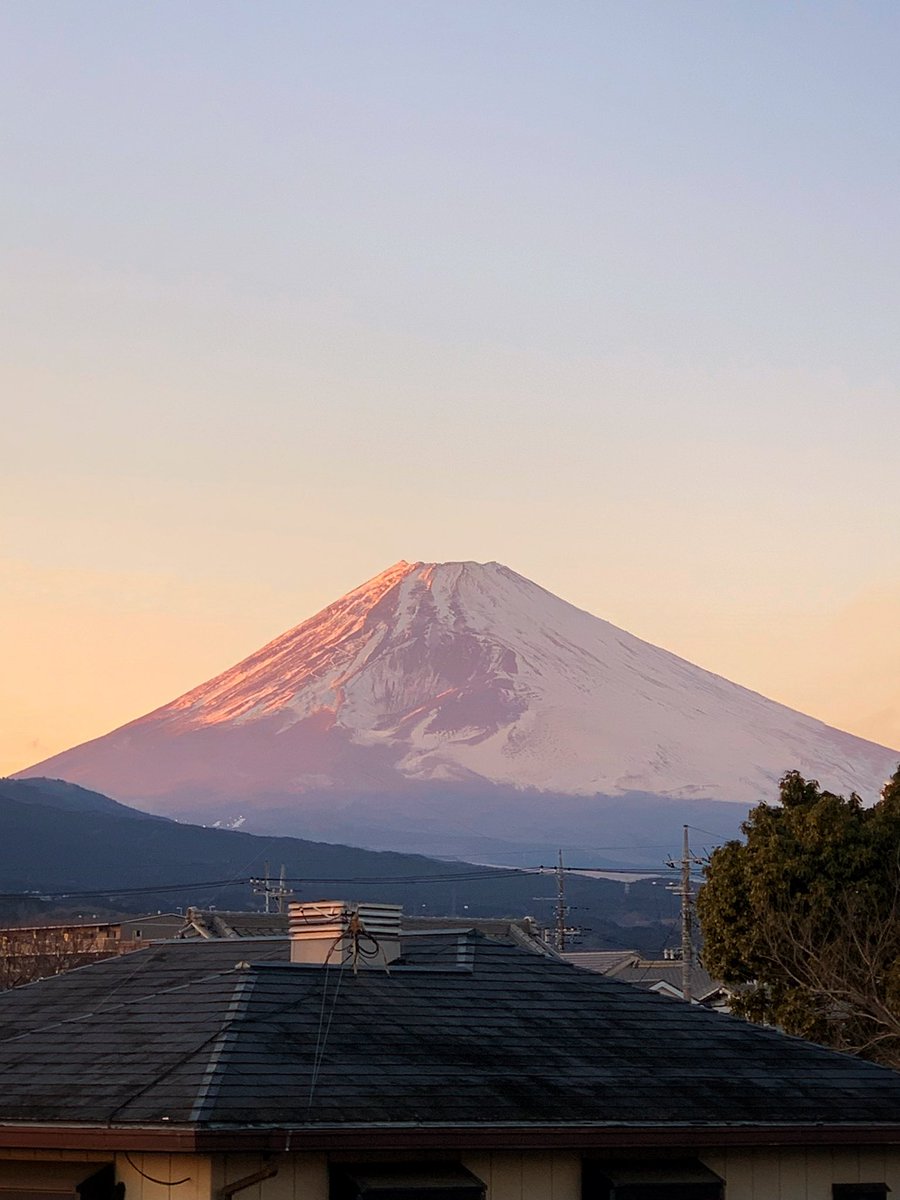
1,1144 -> 900,1200
196,1147 -> 900,1200
459,1149 -> 900,1200
210,1153 -> 327,1200
115,1153 -> 212,1200
701,1146 -> 900,1199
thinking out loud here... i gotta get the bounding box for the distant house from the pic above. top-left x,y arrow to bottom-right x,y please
0,913 -> 186,989
179,907 -> 292,939
562,949 -> 730,1010
0,900 -> 897,1200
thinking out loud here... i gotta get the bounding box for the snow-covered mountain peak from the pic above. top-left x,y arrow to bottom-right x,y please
161,558 -> 552,734
20,560 -> 899,817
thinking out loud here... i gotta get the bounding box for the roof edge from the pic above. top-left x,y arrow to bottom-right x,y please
6,1123 -> 900,1154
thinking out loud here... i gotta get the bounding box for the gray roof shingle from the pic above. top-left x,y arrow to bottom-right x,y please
1,933 -> 899,1132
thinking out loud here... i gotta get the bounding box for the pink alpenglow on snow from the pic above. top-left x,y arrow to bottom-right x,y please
19,561 -> 899,855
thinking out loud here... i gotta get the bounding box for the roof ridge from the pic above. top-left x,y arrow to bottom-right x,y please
103,968 -> 257,1125
188,968 -> 257,1125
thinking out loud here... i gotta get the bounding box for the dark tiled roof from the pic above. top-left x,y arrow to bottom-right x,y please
1,933 -> 900,1131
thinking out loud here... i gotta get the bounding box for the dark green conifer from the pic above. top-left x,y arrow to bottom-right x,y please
698,765 -> 900,1065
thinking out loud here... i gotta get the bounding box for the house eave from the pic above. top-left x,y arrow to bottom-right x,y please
4,1123 -> 900,1154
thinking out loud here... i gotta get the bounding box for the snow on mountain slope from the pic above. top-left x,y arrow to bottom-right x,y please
20,560 -> 899,823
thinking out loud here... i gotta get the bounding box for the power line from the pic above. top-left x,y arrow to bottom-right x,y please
685,823 -> 730,842
278,868 -> 529,884
0,878 -> 252,901
0,870 -> 524,903
0,854 -> 693,905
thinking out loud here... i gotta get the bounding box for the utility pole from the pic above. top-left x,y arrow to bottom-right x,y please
260,863 -> 271,914
680,825 -> 692,1003
667,826 -> 701,1003
556,849 -> 568,953
251,865 -> 294,914
533,852 -> 580,951
277,864 -> 291,914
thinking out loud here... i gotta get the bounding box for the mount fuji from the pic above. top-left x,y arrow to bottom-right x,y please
19,560 -> 899,865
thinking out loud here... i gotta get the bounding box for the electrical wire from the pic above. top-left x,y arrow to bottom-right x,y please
0,855 -> 691,907
196,839 -> 286,910
276,868 -> 529,883
306,937 -> 347,1112
122,1153 -> 191,1187
0,878 -> 254,901
0,870 -> 528,903
686,823 -> 731,842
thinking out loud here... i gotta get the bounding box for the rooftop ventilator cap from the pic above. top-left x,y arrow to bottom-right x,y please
288,901 -> 402,969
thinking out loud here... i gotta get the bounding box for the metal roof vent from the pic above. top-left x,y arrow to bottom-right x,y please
289,901 -> 402,968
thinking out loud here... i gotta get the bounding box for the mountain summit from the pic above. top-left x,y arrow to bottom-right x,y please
20,560 -> 898,860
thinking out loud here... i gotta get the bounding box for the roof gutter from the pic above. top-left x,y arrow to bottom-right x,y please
4,1124 -> 900,1154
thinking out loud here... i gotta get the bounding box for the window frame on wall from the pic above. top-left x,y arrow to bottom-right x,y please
582,1158 -> 724,1200
329,1162 -> 486,1200
832,1186 -> 890,1200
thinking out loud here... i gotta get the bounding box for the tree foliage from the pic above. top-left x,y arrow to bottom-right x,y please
698,765 -> 900,1066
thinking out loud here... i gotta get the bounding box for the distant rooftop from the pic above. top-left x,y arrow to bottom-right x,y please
181,908 -> 553,953
562,949 -> 725,1004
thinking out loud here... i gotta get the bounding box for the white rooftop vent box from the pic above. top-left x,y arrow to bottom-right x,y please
288,901 -> 402,968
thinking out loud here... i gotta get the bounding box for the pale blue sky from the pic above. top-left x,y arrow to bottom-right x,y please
2,2 -> 899,770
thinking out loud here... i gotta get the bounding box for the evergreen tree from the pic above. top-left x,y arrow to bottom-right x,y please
698,766 -> 900,1065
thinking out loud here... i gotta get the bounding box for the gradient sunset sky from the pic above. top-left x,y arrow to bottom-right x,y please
3,2 -> 899,777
